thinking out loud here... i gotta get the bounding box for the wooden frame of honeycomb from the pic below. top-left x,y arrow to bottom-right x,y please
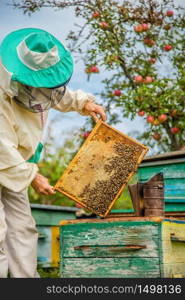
55,121 -> 149,217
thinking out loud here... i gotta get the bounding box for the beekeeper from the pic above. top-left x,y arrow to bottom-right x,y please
0,28 -> 106,278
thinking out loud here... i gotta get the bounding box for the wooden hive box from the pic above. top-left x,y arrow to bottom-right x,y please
137,150 -> 185,213
59,217 -> 185,278
55,121 -> 148,217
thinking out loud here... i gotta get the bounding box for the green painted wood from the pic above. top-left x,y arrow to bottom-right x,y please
111,209 -> 134,214
138,164 -> 185,180
164,204 -> 185,212
62,220 -> 159,229
61,223 -> 159,258
37,226 -> 52,268
60,218 -> 185,278
137,162 -> 185,212
60,257 -> 160,278
63,242 -> 159,258
31,209 -> 76,226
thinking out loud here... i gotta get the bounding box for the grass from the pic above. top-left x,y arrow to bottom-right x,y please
112,174 -> 138,210
37,267 -> 60,278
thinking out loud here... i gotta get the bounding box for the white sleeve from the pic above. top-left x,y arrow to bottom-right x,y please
0,105 -> 38,192
0,163 -> 38,192
54,87 -> 96,115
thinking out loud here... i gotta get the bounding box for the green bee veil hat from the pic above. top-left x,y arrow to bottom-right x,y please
0,28 -> 74,94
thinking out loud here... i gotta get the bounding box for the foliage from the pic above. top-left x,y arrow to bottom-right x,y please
12,0 -> 185,152
113,174 -> 137,210
29,116 -> 83,206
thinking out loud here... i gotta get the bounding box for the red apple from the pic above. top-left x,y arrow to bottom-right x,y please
144,38 -> 155,47
171,127 -> 180,134
152,133 -> 161,141
114,89 -> 122,96
99,22 -> 109,29
147,115 -> 154,123
144,76 -> 153,84
148,58 -> 156,64
134,25 -> 143,33
158,114 -> 167,123
92,11 -> 100,18
164,45 -> 172,51
138,110 -> 145,117
134,75 -> 143,83
166,10 -> 174,17
142,23 -> 150,31
82,131 -> 91,138
89,66 -> 99,73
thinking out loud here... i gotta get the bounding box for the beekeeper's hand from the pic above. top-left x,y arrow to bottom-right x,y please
84,101 -> 107,123
31,173 -> 56,195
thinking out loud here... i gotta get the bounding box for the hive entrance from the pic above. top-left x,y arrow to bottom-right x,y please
55,121 -> 148,217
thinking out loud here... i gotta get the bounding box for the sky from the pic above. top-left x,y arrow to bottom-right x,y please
0,0 -> 149,152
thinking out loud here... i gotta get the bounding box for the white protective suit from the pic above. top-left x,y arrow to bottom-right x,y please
0,82 -> 95,278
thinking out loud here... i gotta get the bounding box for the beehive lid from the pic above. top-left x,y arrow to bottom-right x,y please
55,121 -> 148,217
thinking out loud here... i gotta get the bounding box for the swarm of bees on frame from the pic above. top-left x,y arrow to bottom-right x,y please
79,142 -> 143,215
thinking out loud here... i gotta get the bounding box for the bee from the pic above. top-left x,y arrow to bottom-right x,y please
76,140 -> 144,215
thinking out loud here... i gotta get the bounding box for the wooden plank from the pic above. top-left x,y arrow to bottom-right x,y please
32,209 -> 76,226
37,226 -> 52,268
166,198 -> 185,202
110,210 -> 185,217
142,150 -> 185,162
51,226 -> 60,267
161,220 -> 185,277
166,198 -> 185,201
61,223 -> 159,258
162,221 -> 185,263
63,240 -> 159,258
31,203 -> 78,212
165,184 -> 185,191
60,257 -> 160,278
165,203 -> 185,212
139,158 -> 185,167
110,209 -> 134,214
165,212 -> 185,217
138,165 -> 185,181
60,217 -> 163,226
61,217 -> 160,232
162,263 -> 185,278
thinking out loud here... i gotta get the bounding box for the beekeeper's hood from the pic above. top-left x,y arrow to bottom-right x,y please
0,28 -> 74,110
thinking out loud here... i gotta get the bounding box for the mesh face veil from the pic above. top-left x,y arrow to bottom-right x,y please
13,83 -> 66,113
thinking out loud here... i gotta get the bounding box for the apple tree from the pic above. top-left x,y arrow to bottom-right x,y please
12,0 -> 185,152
